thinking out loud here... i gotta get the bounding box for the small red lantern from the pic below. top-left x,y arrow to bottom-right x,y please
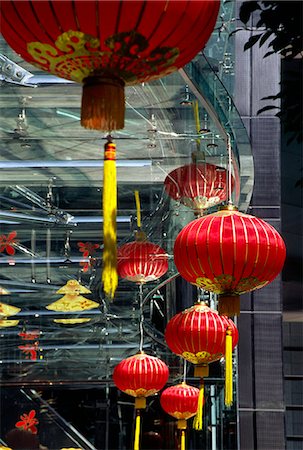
113,351 -> 169,450
0,0 -> 220,131
164,162 -> 233,215
165,302 -> 238,428
117,232 -> 168,284
174,206 -> 286,316
160,383 -> 199,450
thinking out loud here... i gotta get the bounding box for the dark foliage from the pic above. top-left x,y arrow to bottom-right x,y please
239,1 -> 303,145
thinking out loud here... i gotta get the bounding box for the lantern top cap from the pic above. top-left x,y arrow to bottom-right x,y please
135,230 -> 147,242
219,204 -> 238,212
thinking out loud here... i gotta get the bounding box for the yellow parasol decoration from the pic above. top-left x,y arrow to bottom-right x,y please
46,279 -> 99,312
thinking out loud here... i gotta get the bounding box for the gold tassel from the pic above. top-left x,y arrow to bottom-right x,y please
134,190 -> 141,229
218,294 -> 240,317
102,140 -> 118,299
81,75 -> 125,131
225,326 -> 233,406
193,379 -> 204,431
134,409 -> 141,450
180,429 -> 186,450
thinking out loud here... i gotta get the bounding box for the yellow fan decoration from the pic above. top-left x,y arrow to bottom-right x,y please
46,279 -> 99,312
54,318 -> 91,325
0,319 -> 19,327
0,302 -> 21,318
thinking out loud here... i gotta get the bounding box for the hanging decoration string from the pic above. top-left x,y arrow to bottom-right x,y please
225,326 -> 233,406
192,100 -> 201,150
227,133 -> 233,205
139,283 -> 144,352
102,135 -> 118,299
183,358 -> 187,383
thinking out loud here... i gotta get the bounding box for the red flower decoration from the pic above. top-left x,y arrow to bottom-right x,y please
18,343 -> 38,361
0,231 -> 18,255
77,242 -> 99,272
19,330 -> 40,340
15,410 -> 39,434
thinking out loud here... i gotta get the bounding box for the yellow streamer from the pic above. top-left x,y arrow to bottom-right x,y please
102,140 -> 118,299
192,100 -> 201,147
180,429 -> 186,450
134,410 -> 141,450
225,326 -> 233,406
134,190 -> 141,229
193,380 -> 204,431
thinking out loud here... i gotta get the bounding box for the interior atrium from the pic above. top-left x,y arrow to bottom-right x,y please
0,1 -> 302,450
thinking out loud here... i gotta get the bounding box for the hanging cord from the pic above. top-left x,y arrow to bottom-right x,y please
183,359 -> 187,383
226,133 -> 233,205
31,229 -> 36,283
138,283 -> 144,352
46,228 -> 51,284
192,100 -> 201,151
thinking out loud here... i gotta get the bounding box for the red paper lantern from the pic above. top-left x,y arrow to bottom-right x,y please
113,351 -> 169,450
113,352 -> 169,405
165,302 -> 238,377
161,383 -> 199,450
160,382 -> 199,421
174,206 -> 286,316
0,0 -> 220,131
164,162 -> 233,215
117,232 -> 168,284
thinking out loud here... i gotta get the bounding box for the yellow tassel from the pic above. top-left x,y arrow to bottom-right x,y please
193,379 -> 204,431
225,326 -> 233,406
102,141 -> 118,299
180,429 -> 186,450
134,410 -> 141,450
134,190 -> 141,229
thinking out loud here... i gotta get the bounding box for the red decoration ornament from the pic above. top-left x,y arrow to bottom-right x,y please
164,163 -> 233,215
160,383 -> 200,450
174,206 -> 286,316
0,231 -> 18,255
77,241 -> 100,272
117,232 -> 168,284
0,0 -> 220,131
15,410 -> 38,434
113,352 -> 169,406
113,351 -> 169,450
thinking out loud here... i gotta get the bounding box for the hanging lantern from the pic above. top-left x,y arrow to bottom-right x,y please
164,161 -> 232,215
174,206 -> 286,316
118,191 -> 168,284
0,0 -> 220,131
117,232 -> 168,284
160,383 -> 199,450
113,351 -> 169,450
165,302 -> 238,429
46,279 -> 99,312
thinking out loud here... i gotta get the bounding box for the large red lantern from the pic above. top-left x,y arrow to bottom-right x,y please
174,206 -> 286,316
164,162 -> 233,215
160,383 -> 199,450
117,232 -> 168,284
0,0 -> 220,131
165,302 -> 238,428
113,352 -> 169,450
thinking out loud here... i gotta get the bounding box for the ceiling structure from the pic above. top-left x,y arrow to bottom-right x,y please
0,5 -> 253,390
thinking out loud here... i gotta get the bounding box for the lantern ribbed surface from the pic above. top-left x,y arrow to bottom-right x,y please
165,303 -> 238,365
164,163 -> 232,213
0,1 -> 219,86
174,208 -> 286,296
160,383 -> 199,420
117,240 -> 168,284
113,352 -> 169,398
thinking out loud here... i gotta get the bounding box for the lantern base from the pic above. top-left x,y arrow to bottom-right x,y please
194,364 -> 209,378
218,295 -> 240,317
177,419 -> 187,430
81,75 -> 125,131
135,397 -> 146,410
